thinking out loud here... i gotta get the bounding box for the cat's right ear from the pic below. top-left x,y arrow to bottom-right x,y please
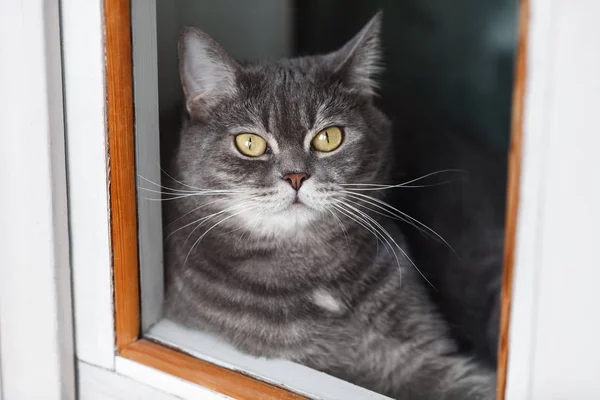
179,28 -> 240,116
327,12 -> 383,96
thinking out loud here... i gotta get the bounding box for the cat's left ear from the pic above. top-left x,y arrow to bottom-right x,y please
328,12 -> 383,96
179,27 -> 240,117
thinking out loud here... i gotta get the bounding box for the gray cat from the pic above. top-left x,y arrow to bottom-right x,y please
162,13 -> 496,399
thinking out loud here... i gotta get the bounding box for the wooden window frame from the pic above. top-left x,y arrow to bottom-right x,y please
105,0 -> 528,398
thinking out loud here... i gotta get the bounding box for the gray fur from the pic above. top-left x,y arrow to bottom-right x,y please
163,13 -> 495,399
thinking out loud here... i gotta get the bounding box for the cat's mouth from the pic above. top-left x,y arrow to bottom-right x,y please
288,194 -> 308,209
285,191 -> 315,211
291,200 -> 305,209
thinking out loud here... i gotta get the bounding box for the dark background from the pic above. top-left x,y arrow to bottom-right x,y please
157,0 -> 518,152
294,0 -> 517,151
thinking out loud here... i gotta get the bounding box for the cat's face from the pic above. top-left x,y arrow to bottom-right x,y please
174,14 -> 390,236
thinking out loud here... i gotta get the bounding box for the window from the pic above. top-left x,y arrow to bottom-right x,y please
4,0 -> 600,399
115,0 -> 523,398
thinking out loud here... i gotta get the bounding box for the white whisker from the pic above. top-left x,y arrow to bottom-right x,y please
332,202 -> 386,256
342,196 -> 417,229
138,187 -> 235,196
350,203 -> 435,289
137,175 -> 200,194
168,202 -> 253,240
183,206 -> 258,267
341,197 -> 433,252
342,191 -> 456,255
140,190 -> 244,202
160,166 -> 204,191
334,199 -> 435,290
165,197 -> 242,229
339,169 -> 466,191
339,180 -> 461,190
328,209 -> 350,250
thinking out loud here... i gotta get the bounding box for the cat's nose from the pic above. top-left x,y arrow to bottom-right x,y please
283,173 -> 310,191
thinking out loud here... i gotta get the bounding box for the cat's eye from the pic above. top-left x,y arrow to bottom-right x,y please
234,133 -> 268,157
312,126 -> 343,152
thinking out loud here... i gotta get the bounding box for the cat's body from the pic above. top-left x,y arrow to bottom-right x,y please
163,14 -> 495,399
166,205 -> 492,399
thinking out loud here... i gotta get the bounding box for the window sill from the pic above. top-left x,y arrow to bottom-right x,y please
145,319 -> 391,400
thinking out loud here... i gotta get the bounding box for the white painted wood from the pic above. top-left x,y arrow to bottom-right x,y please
526,0 -> 600,398
0,1 -> 75,399
115,357 -> 231,400
61,0 -> 116,369
504,1 -> 555,398
506,0 -> 600,399
79,361 -> 184,400
132,0 -> 165,332
148,319 -> 391,400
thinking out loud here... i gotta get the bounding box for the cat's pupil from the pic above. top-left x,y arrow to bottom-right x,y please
247,137 -> 252,149
325,131 -> 330,143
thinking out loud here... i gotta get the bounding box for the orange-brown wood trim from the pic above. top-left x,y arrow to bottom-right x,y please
105,0 -> 141,350
121,340 -> 307,400
497,0 -> 529,398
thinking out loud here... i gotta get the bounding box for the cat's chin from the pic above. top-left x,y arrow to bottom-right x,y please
275,203 -> 318,226
238,203 -> 323,239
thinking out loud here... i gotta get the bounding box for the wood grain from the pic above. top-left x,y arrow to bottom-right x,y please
105,0 -> 141,350
121,340 -> 307,400
496,0 -> 529,398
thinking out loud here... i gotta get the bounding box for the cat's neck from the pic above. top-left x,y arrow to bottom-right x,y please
165,200 -> 386,292
215,213 -> 373,252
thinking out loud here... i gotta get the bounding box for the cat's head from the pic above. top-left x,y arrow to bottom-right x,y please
174,13 -> 391,237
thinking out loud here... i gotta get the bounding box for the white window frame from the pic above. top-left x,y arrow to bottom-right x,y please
0,1 -> 74,399
1,0 -> 600,399
505,0 -> 600,398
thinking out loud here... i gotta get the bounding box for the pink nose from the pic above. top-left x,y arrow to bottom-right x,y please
283,173 -> 309,191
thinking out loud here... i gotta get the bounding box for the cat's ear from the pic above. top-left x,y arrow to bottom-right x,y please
179,28 -> 240,116
329,12 -> 383,96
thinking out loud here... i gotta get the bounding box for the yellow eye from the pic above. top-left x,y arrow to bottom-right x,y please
312,126 -> 343,152
234,133 -> 267,157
